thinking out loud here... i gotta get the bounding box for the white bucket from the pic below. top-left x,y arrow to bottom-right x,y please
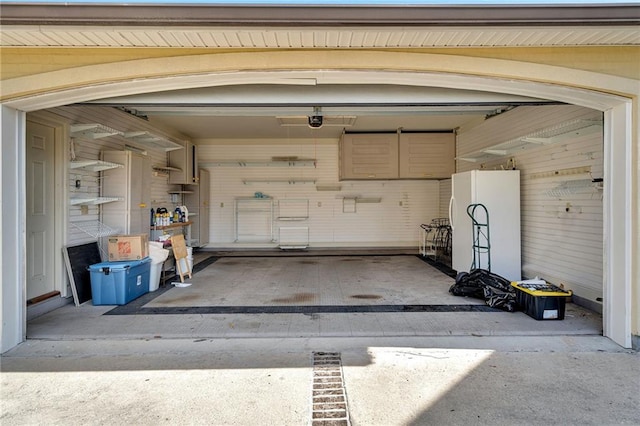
149,261 -> 163,292
148,243 -> 170,291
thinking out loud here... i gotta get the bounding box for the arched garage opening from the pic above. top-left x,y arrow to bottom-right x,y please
1,51 -> 636,350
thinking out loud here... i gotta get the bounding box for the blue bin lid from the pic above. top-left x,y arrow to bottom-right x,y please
89,257 -> 151,271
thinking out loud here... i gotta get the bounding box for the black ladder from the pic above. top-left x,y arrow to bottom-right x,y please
466,203 -> 491,272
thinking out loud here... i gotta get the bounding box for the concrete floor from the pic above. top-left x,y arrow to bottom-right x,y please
25,254 -> 602,340
3,253 -> 639,425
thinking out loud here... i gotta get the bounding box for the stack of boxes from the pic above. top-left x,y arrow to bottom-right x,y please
88,234 -> 151,305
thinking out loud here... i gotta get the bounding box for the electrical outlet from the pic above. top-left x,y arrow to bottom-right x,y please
317,201 -> 322,207
220,202 -> 224,208
80,205 -> 89,215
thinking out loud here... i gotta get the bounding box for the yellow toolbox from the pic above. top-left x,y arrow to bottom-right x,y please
511,281 -> 572,320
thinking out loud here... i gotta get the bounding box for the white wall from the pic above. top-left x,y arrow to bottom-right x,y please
438,178 -> 452,219
198,141 -> 441,248
457,105 -> 604,306
46,106 -> 443,253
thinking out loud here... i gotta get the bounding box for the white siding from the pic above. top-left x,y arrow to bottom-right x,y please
456,105 -> 604,304
438,178 -> 452,219
198,141 -> 441,248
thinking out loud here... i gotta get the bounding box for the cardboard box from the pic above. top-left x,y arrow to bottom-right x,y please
89,258 -> 151,305
511,282 -> 572,320
107,234 -> 149,261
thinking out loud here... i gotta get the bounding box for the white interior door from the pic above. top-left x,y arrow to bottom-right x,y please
26,121 -> 56,300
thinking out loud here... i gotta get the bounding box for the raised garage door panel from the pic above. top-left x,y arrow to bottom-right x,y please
399,133 -> 455,179
340,133 -> 399,179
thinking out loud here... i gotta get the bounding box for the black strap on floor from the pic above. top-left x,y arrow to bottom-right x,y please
106,304 -> 499,316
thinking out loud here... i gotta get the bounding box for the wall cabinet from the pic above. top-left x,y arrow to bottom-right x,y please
168,141 -> 199,184
340,132 -> 454,180
340,133 -> 399,180
399,133 -> 455,179
184,169 -> 210,247
101,150 -> 151,235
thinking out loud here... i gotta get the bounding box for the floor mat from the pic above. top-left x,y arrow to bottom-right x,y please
105,255 -> 496,316
105,303 -> 500,315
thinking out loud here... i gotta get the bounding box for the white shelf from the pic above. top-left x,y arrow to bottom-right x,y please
70,124 -> 123,139
69,160 -> 123,172
544,179 -> 603,197
243,179 -> 316,185
168,190 -> 194,194
70,220 -> 118,238
153,165 -> 182,172
457,118 -> 603,162
356,197 -> 382,203
70,196 -> 121,206
201,159 -> 316,168
278,226 -> 309,249
316,184 -> 342,191
124,131 -> 184,152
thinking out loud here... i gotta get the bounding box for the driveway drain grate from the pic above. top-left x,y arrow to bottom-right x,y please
311,352 -> 350,426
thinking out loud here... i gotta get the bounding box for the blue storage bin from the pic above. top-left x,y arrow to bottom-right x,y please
89,258 -> 151,305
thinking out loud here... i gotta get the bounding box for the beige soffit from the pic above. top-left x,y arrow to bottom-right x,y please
1,3 -> 639,48
1,25 -> 639,48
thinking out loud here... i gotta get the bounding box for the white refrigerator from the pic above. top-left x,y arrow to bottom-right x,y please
449,170 -> 521,281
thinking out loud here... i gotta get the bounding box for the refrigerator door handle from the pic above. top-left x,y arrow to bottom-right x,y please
449,196 -> 456,230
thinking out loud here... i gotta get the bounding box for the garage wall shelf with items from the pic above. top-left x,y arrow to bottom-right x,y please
40,106 -> 190,261
68,134 -> 127,250
150,220 -> 193,243
152,165 -> 182,178
201,158 -> 316,168
123,131 -> 184,152
242,178 -> 317,185
201,157 -> 318,187
70,123 -> 123,140
69,160 -> 124,207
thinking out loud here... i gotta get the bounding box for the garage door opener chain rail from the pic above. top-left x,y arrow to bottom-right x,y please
311,352 -> 350,426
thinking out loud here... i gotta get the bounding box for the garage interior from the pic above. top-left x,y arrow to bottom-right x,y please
25,82 -> 606,341
0,0 -> 634,354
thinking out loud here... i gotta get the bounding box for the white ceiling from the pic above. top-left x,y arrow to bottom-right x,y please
83,84 -> 554,139
144,113 -> 479,139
